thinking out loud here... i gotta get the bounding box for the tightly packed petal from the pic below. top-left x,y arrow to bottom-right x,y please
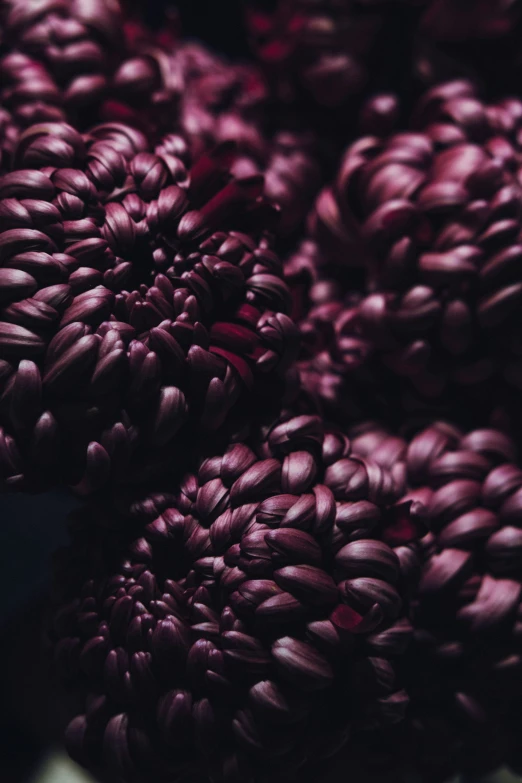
50,412 -> 417,782
3,3 -> 522,782
0,121 -> 300,492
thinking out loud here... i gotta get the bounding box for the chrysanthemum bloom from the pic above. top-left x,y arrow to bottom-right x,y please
244,0 -> 522,118
0,0 -> 123,127
0,121 -> 299,493
107,38 -> 322,237
243,0 -> 420,114
341,421 -> 522,781
307,80 -> 522,417
304,421 -> 522,783
10,0 -> 321,238
50,413 -> 417,783
0,0 -> 321,240
402,422 -> 522,779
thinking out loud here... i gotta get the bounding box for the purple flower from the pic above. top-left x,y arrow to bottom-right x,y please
0,3 -> 321,239
400,421 -> 522,780
300,81 -> 522,422
330,420 -> 522,782
404,422 -> 522,690
0,120 -> 300,492
105,39 -> 322,238
50,412 -> 416,782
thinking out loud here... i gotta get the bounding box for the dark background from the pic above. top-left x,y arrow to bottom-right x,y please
144,0 -> 250,57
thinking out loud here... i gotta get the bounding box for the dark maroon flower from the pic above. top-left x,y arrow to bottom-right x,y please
236,130 -> 322,239
404,423 -> 522,767
0,120 -> 300,493
105,39 -> 322,237
284,241 -> 395,424
0,0 -> 322,239
303,81 -> 522,421
331,420 -> 522,782
383,422 -> 522,782
50,412 -> 417,782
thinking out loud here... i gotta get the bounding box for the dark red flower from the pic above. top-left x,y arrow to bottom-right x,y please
335,420 -> 522,782
284,241 -> 397,425
303,81 -> 522,422
108,39 -> 267,141
0,120 -> 300,493
50,412 -> 417,783
0,0 -> 322,239
403,422 -> 522,774
105,39 -> 322,237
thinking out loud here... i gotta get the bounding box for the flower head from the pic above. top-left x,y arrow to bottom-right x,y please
0,120 -> 299,492
335,420 -> 522,782
402,422 -> 522,777
304,80 -> 522,420
107,38 -> 322,237
50,412 -> 417,782
245,0 -> 522,117
0,0 -> 321,240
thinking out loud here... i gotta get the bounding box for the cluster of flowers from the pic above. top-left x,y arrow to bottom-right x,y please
1,0 -> 522,782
